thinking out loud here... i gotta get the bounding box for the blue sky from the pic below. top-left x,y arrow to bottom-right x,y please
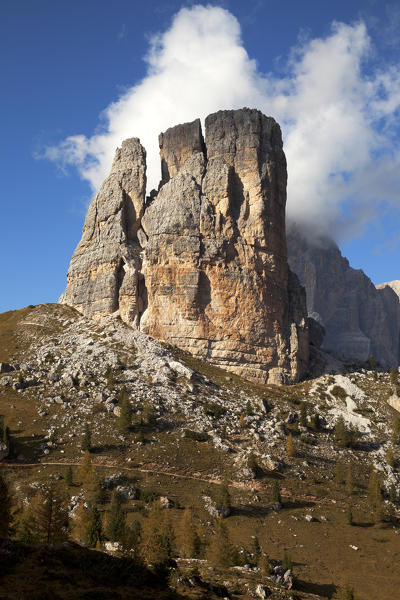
1,0 -> 400,313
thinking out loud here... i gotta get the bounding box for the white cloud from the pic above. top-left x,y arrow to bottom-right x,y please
42,5 -> 400,239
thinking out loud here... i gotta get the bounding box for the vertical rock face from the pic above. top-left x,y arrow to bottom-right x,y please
61,109 -> 309,384
287,227 -> 400,367
141,109 -> 308,384
60,138 -> 147,326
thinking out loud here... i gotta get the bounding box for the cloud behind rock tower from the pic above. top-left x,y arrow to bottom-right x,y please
43,4 -> 400,239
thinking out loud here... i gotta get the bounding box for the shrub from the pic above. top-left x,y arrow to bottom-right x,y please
203,401 -> 226,419
184,429 -> 209,442
331,385 -> 347,400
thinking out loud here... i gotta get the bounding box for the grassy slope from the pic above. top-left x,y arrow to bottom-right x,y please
0,304 -> 399,600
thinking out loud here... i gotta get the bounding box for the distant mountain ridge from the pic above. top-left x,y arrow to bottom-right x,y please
287,227 -> 400,367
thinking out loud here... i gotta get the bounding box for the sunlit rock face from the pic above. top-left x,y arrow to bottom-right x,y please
61,109 -> 309,385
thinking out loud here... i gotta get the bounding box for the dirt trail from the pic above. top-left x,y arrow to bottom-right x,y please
1,459 -> 342,505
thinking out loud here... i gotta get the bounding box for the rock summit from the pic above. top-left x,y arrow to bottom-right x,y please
61,108 -> 309,384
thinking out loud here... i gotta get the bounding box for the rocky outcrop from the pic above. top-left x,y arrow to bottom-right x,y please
60,138 -> 147,326
61,109 -> 309,384
287,227 -> 400,367
377,280 -> 400,300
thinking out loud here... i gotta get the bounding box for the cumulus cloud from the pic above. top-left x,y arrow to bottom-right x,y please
42,5 -> 400,239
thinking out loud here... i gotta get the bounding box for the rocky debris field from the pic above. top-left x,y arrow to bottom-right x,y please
1,304 -> 399,495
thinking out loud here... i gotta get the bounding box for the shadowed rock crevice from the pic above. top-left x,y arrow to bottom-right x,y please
61,109 -> 309,385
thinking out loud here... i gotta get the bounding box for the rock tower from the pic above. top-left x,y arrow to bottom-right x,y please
61,109 -> 309,384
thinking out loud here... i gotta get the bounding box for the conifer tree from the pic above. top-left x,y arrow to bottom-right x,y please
66,466 -> 73,486
85,505 -> 102,547
120,519 -> 142,560
3,425 -> 9,444
251,536 -> 261,563
286,433 -> 296,457
334,416 -> 349,448
368,470 -> 383,523
239,414 -> 246,429
178,508 -> 201,558
0,474 -> 12,538
389,368 -> 398,387
79,450 -> 101,503
259,552 -> 270,575
206,518 -> 235,568
217,481 -> 231,511
81,423 -> 92,452
346,505 -> 353,526
118,388 -> 132,433
141,501 -> 175,566
300,403 -> 307,427
282,549 -> 293,571
30,487 -> 68,543
245,400 -> 253,416
271,480 -> 282,504
106,491 -> 125,542
72,500 -> 91,545
15,504 -> 36,543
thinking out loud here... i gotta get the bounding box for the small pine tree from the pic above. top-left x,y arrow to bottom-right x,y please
247,453 -> 260,477
178,508 -> 201,558
66,466 -> 73,486
106,491 -> 125,542
3,425 -> 9,444
300,403 -> 307,427
245,400 -> 253,416
30,487 -> 68,543
141,501 -> 175,566
217,481 -> 231,510
346,505 -> 353,525
72,501 -> 91,545
79,450 -> 101,503
286,433 -> 296,457
81,423 -> 92,452
142,399 -> 156,426
368,470 -> 383,523
120,519 -> 142,560
259,552 -> 270,575
118,388 -> 132,433
334,416 -> 349,448
206,518 -> 235,568
85,505 -> 102,547
0,474 -> 12,538
79,449 -> 93,482
251,536 -> 261,563
282,549 -> 293,571
389,368 -> 398,387
15,504 -> 36,543
271,480 -> 282,504
368,354 -> 375,370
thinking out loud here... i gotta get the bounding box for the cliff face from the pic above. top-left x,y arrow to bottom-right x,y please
287,228 -> 400,367
61,109 -> 309,384
60,139 -> 147,326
